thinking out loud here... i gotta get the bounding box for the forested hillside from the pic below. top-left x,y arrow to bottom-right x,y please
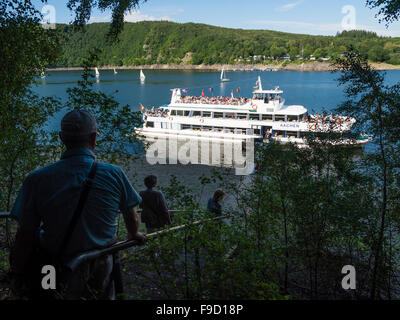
54,21 -> 400,67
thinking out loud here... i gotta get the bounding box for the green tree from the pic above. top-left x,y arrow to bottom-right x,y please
270,45 -> 286,59
334,51 -> 400,299
368,45 -> 388,62
367,0 -> 400,25
64,50 -> 143,166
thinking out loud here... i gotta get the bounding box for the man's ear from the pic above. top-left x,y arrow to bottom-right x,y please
89,132 -> 97,150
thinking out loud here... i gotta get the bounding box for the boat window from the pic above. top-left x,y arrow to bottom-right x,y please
146,122 -> 154,128
203,111 -> 212,117
237,113 -> 248,120
214,127 -> 223,132
287,115 -> 298,122
249,114 -> 260,121
275,115 -> 285,122
254,129 -> 261,135
182,124 -> 191,130
192,125 -> 201,131
184,111 -> 190,117
177,110 -> 184,116
193,111 -> 201,117
171,110 -> 177,116
262,114 -> 273,121
214,112 -> 224,119
226,113 -> 235,119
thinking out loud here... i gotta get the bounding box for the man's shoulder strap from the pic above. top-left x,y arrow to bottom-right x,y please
57,161 -> 98,259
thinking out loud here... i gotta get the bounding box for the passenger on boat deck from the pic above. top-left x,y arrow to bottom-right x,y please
308,113 -> 351,127
145,108 -> 168,117
177,95 -> 248,106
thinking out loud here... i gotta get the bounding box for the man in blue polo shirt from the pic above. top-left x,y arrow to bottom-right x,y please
9,110 -> 146,299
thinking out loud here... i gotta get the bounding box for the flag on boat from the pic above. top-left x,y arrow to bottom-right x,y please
140,104 -> 144,113
236,88 -> 240,93
202,90 -> 205,97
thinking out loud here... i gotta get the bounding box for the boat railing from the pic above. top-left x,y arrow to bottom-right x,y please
1,210 -> 229,299
0,212 -> 10,219
0,210 -> 228,273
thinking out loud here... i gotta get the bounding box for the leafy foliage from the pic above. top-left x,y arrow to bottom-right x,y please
367,0 -> 400,25
64,49 -> 144,166
333,51 -> 400,299
66,0 -> 146,40
52,22 -> 400,67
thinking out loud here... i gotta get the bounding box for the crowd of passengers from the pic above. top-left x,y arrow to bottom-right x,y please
144,107 -> 169,117
307,113 -> 353,125
143,107 -> 353,128
176,95 -> 249,106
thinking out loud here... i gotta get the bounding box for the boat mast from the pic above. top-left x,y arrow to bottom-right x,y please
258,76 -> 263,91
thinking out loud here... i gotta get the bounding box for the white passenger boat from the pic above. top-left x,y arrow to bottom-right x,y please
136,77 -> 372,146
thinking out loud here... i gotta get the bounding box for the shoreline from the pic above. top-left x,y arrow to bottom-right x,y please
46,62 -> 400,72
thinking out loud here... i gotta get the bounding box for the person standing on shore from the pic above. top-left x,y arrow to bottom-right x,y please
207,189 -> 227,217
140,175 -> 171,234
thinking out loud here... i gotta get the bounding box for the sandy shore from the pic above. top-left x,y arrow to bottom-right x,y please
47,62 -> 400,72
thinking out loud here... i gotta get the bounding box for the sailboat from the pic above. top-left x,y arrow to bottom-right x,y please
140,69 -> 146,82
220,68 -> 230,82
40,71 -> 46,79
113,68 -> 118,75
95,67 -> 100,78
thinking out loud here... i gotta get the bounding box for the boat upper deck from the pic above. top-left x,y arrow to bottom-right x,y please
176,95 -> 249,106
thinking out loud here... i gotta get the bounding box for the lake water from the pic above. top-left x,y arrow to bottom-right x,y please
34,69 -> 400,131
32,69 -> 400,165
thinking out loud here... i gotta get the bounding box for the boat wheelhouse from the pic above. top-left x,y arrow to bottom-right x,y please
136,77 -> 370,146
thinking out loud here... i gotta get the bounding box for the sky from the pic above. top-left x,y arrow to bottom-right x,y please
33,0 -> 400,37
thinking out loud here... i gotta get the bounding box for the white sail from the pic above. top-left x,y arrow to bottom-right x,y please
220,67 -> 230,82
140,69 -> 146,81
95,67 -> 100,77
113,68 -> 118,74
